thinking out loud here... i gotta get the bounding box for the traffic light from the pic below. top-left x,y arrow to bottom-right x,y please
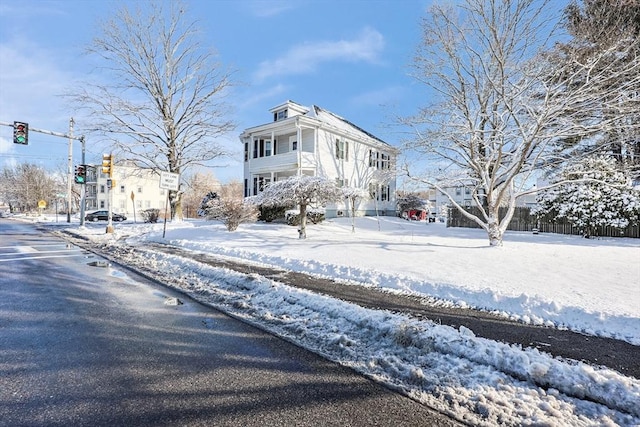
13,121 -> 29,144
74,165 -> 86,184
102,154 -> 113,177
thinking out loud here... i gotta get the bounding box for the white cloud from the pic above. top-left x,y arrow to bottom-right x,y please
244,0 -> 298,17
238,83 -> 290,111
0,35 -> 85,168
253,27 -> 385,82
0,135 -> 13,155
0,37 -> 74,126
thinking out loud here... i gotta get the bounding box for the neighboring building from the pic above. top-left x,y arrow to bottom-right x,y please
428,184 -> 539,220
239,100 -> 398,217
429,186 -> 476,220
84,161 -> 167,218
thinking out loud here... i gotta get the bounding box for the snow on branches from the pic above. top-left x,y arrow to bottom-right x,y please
341,186 -> 370,233
200,186 -> 258,231
257,176 -> 343,239
404,0 -> 640,246
535,156 -> 640,237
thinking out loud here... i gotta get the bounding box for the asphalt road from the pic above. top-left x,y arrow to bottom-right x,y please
0,219 -> 461,426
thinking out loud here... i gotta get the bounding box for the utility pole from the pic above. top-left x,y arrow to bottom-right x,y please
66,118 -> 74,223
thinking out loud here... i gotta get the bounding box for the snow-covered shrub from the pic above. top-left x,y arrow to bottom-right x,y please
141,208 -> 160,223
285,210 -> 299,226
197,191 -> 218,217
307,209 -> 326,224
535,156 -> 640,238
200,185 -> 258,231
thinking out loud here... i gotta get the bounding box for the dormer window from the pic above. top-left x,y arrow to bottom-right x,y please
274,109 -> 288,122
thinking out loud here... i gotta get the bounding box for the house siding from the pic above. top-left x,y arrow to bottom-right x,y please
84,163 -> 166,218
240,101 -> 397,218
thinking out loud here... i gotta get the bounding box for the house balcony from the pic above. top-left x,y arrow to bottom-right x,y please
248,151 -> 317,174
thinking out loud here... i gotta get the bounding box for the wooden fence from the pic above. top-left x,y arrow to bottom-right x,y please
447,206 -> 640,238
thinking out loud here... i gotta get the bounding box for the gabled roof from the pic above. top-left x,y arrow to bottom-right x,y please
309,105 -> 392,148
243,100 -> 395,150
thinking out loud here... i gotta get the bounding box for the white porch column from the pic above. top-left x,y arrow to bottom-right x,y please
271,131 -> 275,156
296,121 -> 302,176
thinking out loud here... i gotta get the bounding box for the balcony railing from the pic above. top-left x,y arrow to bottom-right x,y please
248,151 -> 316,173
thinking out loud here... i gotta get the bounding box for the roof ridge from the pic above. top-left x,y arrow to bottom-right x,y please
312,104 -> 390,146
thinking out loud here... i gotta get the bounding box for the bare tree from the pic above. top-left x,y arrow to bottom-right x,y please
201,181 -> 257,231
403,0 -> 640,246
0,163 -> 60,213
69,0 -> 236,221
341,186 -> 369,233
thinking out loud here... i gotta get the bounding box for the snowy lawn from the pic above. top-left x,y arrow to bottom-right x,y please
26,215 -> 640,425
122,216 -> 639,346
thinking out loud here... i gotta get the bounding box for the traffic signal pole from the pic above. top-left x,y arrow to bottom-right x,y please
79,136 -> 86,226
0,119 -> 86,223
102,154 -> 114,234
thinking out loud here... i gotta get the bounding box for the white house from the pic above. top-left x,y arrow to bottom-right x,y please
84,161 -> 167,219
239,100 -> 398,217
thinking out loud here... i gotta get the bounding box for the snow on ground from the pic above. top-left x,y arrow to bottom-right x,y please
19,215 -> 640,425
122,216 -> 639,345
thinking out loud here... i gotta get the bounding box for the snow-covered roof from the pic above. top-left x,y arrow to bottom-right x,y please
309,104 -> 393,149
249,100 -> 394,150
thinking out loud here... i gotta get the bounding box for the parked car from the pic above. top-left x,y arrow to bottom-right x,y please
85,210 -> 127,222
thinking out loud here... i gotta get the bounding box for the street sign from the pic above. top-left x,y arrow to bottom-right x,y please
160,171 -> 180,191
38,200 -> 47,209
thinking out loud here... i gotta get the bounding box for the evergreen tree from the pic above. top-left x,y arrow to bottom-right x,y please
535,156 -> 640,237
549,0 -> 640,178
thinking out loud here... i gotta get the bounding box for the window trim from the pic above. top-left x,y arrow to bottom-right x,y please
335,139 -> 348,160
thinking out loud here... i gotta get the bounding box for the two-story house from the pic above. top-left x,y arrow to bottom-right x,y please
239,100 -> 398,217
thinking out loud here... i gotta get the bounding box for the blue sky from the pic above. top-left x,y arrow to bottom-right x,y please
0,0 -> 430,183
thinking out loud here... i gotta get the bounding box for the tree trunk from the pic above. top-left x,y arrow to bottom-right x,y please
299,203 -> 307,239
486,207 -> 504,247
351,198 -> 356,233
170,191 -> 184,222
